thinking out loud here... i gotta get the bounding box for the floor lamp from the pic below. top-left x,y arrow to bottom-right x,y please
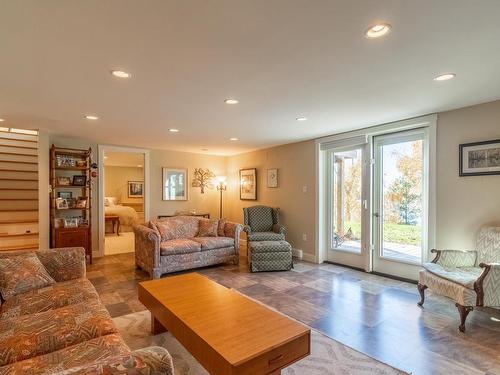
216,176 -> 227,219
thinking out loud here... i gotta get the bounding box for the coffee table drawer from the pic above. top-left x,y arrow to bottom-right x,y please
234,331 -> 310,374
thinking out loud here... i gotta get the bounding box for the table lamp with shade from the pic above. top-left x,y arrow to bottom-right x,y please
215,176 -> 227,219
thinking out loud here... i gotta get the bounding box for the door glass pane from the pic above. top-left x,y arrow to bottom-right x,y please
332,149 -> 362,253
381,139 -> 423,263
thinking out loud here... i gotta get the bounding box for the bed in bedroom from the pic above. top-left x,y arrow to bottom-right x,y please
104,197 -> 138,232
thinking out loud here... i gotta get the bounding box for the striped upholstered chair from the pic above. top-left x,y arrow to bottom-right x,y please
417,226 -> 500,332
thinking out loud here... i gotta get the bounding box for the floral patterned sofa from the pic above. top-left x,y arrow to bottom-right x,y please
0,247 -> 173,375
134,216 -> 243,279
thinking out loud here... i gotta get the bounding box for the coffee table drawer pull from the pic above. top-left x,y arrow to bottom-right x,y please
268,354 -> 284,365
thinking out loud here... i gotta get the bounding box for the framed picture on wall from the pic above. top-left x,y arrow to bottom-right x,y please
128,181 -> 144,197
267,168 -> 278,188
240,168 -> 257,200
162,168 -> 188,200
459,139 -> 500,176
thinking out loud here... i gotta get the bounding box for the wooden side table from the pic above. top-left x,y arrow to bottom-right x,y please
105,215 -> 120,236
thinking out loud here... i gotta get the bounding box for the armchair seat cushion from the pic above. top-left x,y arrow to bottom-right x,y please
419,269 -> 477,306
192,237 -> 234,251
423,262 -> 482,289
160,239 -> 201,255
248,232 -> 285,241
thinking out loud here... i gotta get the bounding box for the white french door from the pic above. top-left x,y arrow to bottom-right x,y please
326,144 -> 369,269
372,128 -> 429,280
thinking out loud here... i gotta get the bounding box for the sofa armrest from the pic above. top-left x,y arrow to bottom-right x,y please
36,247 -> 86,282
66,346 -> 173,374
243,225 -> 252,235
273,224 -> 286,236
474,263 -> 500,307
225,221 -> 243,254
134,225 -> 161,278
430,249 -> 477,268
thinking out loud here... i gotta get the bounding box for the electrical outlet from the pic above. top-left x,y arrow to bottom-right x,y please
302,185 -> 307,193
302,233 -> 307,241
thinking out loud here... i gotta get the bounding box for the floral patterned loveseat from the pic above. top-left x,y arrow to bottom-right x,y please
134,216 -> 243,278
0,247 -> 173,375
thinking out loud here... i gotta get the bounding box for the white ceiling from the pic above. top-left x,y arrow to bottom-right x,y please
104,151 -> 144,167
1,1 -> 500,155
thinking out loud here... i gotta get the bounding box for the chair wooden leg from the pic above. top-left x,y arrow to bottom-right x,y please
455,303 -> 473,333
417,283 -> 428,306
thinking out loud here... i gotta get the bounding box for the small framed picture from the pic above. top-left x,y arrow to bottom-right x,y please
239,168 -> 257,200
64,218 -> 79,228
54,218 -> 64,228
76,197 -> 87,209
79,218 -> 89,226
66,198 -> 77,209
72,175 -> 87,186
459,139 -> 500,176
57,177 -> 71,186
56,155 -> 76,167
128,181 -> 144,198
76,160 -> 87,168
55,198 -> 68,209
58,191 -> 72,199
267,168 -> 278,188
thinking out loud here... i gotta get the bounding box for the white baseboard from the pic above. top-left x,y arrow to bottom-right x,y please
292,248 -> 317,263
292,248 -> 303,259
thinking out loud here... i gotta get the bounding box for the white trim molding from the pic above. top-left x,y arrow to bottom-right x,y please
97,145 -> 150,258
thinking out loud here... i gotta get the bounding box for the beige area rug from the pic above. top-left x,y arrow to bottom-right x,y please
104,231 -> 135,255
114,310 -> 406,375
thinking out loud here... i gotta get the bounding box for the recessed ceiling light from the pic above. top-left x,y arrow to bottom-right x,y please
229,137 -> 239,141
365,23 -> 392,38
224,98 -> 239,104
169,128 -> 179,133
85,115 -> 99,120
111,70 -> 131,78
0,118 -> 4,122
434,73 -> 456,81
296,116 -> 307,122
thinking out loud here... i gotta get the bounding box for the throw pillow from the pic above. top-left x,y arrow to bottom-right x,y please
0,253 -> 56,300
198,219 -> 219,237
217,219 -> 227,237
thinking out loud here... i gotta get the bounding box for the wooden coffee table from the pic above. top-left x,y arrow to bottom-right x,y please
138,273 -> 310,375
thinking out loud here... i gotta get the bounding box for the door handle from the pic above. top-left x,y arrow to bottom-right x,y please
373,212 -> 379,218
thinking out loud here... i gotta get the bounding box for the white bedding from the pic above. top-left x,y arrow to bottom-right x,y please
105,204 -> 138,227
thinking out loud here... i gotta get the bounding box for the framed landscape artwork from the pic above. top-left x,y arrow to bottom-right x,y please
162,167 -> 188,200
459,139 -> 500,176
267,168 -> 278,188
240,168 -> 257,200
128,181 -> 144,197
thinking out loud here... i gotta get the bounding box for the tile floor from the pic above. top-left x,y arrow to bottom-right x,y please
87,253 -> 500,375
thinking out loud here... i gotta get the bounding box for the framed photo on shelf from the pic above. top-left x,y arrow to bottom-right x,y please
56,154 -> 76,167
239,168 -> 257,200
76,197 -> 87,209
63,218 -> 79,228
79,218 -> 89,226
128,181 -> 144,198
55,198 -> 68,209
58,191 -> 72,199
459,139 -> 500,176
57,177 -> 71,186
66,198 -> 77,209
54,218 -> 64,228
267,168 -> 278,188
72,175 -> 87,186
76,160 -> 87,168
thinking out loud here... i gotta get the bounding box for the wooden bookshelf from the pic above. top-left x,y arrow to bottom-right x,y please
50,145 -> 92,263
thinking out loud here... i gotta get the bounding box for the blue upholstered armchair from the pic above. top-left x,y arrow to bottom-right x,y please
243,206 -> 286,242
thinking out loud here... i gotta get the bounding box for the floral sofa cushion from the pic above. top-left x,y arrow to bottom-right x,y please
0,278 -> 99,319
198,218 -> 218,237
159,239 -> 201,255
153,216 -> 200,241
423,262 -> 483,289
0,253 -> 55,300
0,334 -> 131,375
192,237 -> 234,251
0,301 -> 117,366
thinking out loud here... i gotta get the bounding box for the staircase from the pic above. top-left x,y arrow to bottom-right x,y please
0,128 -> 39,252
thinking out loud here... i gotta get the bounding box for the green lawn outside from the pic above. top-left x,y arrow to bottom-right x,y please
345,222 -> 421,245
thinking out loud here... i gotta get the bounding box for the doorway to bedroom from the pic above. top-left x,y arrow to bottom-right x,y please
98,146 -> 149,257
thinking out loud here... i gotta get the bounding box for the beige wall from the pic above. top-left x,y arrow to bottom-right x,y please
225,141 -> 316,257
436,100 -> 500,250
104,166 -> 144,205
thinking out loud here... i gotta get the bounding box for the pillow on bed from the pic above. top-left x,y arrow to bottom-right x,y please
105,197 -> 118,206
